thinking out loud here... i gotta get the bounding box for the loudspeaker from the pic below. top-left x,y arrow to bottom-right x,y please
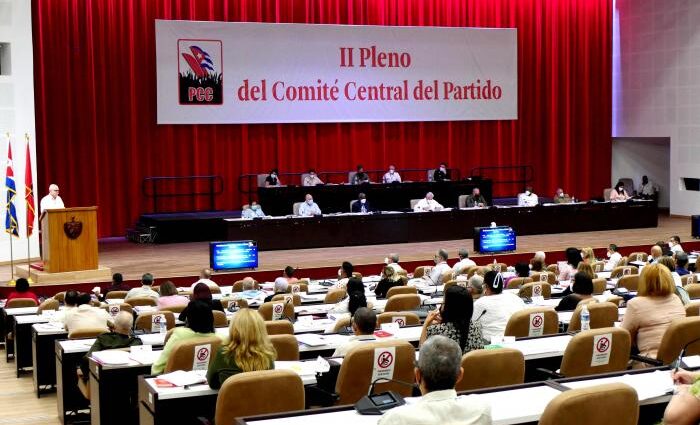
692,215 -> 700,239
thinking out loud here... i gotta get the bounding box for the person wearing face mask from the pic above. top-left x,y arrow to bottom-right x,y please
413,192 -> 444,212
264,168 -> 282,187
351,164 -> 370,185
668,235 -> 684,255
351,192 -> 373,213
297,194 -> 321,216
433,162 -> 450,182
241,201 -> 265,218
335,261 -> 354,290
639,175 -> 656,200
382,165 -> 402,184
552,188 -> 572,204
603,243 -> 622,271
465,187 -> 487,208
302,168 -> 324,186
609,180 -> 631,202
517,185 -> 539,207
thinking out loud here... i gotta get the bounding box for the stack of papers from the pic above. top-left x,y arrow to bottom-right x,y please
92,350 -> 131,365
157,370 -> 207,387
129,350 -> 161,365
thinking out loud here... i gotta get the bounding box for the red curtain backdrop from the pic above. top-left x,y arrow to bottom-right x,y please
32,0 -> 612,237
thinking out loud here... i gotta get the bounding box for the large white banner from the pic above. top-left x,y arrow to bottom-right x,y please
155,20 -> 517,124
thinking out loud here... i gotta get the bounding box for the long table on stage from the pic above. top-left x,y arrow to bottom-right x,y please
225,200 -> 658,251
257,179 -> 493,216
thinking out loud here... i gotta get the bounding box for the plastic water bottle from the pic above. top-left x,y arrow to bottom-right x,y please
159,320 -> 167,334
580,304 -> 591,331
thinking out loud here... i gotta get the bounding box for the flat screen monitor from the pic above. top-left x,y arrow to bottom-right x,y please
474,226 -> 516,253
209,240 -> 258,271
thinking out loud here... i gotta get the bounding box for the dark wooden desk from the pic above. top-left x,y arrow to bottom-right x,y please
89,357 -> 151,425
226,201 -> 658,251
56,339 -> 92,424
258,179 -> 493,216
32,324 -> 67,396
2,306 -> 39,361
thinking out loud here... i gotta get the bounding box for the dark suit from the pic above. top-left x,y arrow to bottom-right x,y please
433,169 -> 450,182
466,194 -> 487,208
352,200 -> 373,213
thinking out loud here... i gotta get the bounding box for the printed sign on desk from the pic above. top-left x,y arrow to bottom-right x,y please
193,344 -> 212,371
272,302 -> 284,320
371,346 -> 396,383
528,312 -> 544,337
591,333 -> 613,367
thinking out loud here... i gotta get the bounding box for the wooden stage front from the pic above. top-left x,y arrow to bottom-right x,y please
0,214 -> 691,288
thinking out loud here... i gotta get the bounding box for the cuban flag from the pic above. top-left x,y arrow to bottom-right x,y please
181,46 -> 215,78
5,138 -> 18,237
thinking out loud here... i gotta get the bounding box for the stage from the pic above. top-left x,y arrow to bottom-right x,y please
0,214 -> 691,296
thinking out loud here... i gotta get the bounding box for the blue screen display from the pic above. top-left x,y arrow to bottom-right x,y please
478,227 -> 516,253
210,240 -> 258,270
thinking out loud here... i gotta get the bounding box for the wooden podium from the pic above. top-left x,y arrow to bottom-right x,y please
41,206 -> 99,273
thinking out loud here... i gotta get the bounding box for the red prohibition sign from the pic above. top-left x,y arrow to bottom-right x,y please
197,347 -> 209,361
395,319 -> 405,326
596,337 -> 610,353
531,315 -> 543,328
377,351 -> 394,368
153,315 -> 162,323
274,304 -> 283,313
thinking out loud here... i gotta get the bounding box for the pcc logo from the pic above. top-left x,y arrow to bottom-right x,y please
178,39 -> 223,105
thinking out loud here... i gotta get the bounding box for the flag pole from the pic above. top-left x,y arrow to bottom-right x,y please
6,132 -> 15,286
25,133 -> 32,282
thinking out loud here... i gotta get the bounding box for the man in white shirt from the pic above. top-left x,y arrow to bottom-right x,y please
426,249 -> 452,285
603,244 -> 622,271
302,169 -> 324,186
384,253 -> 403,273
378,335 -> 491,425
648,245 -> 663,264
669,236 -> 684,255
413,192 -> 443,212
40,184 -> 65,212
473,271 -> 525,343
191,268 -> 219,290
517,186 -> 539,207
51,290 -> 79,325
639,175 -> 656,198
241,201 -> 266,218
125,273 -> 159,300
453,249 -> 477,275
298,194 -> 322,216
382,165 -> 402,184
332,307 -> 377,357
64,293 -> 112,333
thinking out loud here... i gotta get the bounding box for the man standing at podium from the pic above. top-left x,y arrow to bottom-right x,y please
40,184 -> 64,212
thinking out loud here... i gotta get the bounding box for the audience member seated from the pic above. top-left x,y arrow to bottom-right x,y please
649,245 -> 663,264
298,194 -> 322,216
51,290 -> 79,325
453,248 -> 477,275
465,187 -> 487,208
351,192 -> 373,213
329,277 -> 366,315
302,168 -> 324,186
576,263 -> 596,280
658,256 -> 683,287
558,247 -> 582,283
179,283 -> 224,323
669,235 -> 684,254
552,187 -> 572,203
332,307 -> 378,356
473,271 -> 525,343
6,278 -> 39,304
65,293 -> 112,333
504,262 -> 530,288
384,253 -> 403,273
413,192 -> 443,212
264,277 -> 290,303
79,311 -> 141,380
517,186 -> 538,206
530,259 -> 545,273
374,266 -> 402,299
207,308 -> 276,389
336,261 -> 353,290
241,201 -> 266,218
236,279 -> 266,302
609,180 -> 631,202
676,252 -> 690,276
433,162 -> 450,182
152,300 -> 219,375
423,249 -> 451,285
102,273 -> 130,300
580,247 -> 596,265
555,273 -> 594,311
157,281 -> 189,309
603,244 -> 622,271
264,168 -> 282,187
352,164 -> 370,185
191,268 -> 219,290
382,165 -> 401,184
125,273 -> 159,300
620,264 -> 685,363
420,285 -> 483,354
664,369 -> 700,425
378,335 -> 491,425
467,274 -> 485,297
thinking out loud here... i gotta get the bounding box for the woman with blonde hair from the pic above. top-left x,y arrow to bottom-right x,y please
207,308 -> 276,389
576,262 -> 596,280
580,247 -> 596,265
620,263 -> 685,361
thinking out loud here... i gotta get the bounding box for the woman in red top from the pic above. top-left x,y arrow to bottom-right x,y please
6,278 -> 39,304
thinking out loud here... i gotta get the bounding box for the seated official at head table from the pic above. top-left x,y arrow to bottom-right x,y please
352,164 -> 370,185
552,188 -> 572,204
465,187 -> 487,208
302,168 -> 324,187
298,194 -> 322,216
517,186 -> 539,206
377,335 -> 491,425
414,192 -> 444,212
351,192 -> 373,213
241,201 -> 265,218
609,180 -> 631,202
382,164 -> 402,184
433,162 -> 450,182
264,169 -> 282,187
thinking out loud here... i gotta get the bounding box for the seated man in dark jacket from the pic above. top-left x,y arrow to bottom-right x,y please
80,311 -> 142,381
351,193 -> 374,213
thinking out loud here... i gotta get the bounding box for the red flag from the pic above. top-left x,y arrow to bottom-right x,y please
24,135 -> 35,237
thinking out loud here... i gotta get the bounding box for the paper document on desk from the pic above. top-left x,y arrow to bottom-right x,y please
619,371 -> 674,401
158,370 -> 207,387
129,349 -> 161,365
296,334 -> 333,347
33,322 -> 65,331
92,350 -> 131,365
